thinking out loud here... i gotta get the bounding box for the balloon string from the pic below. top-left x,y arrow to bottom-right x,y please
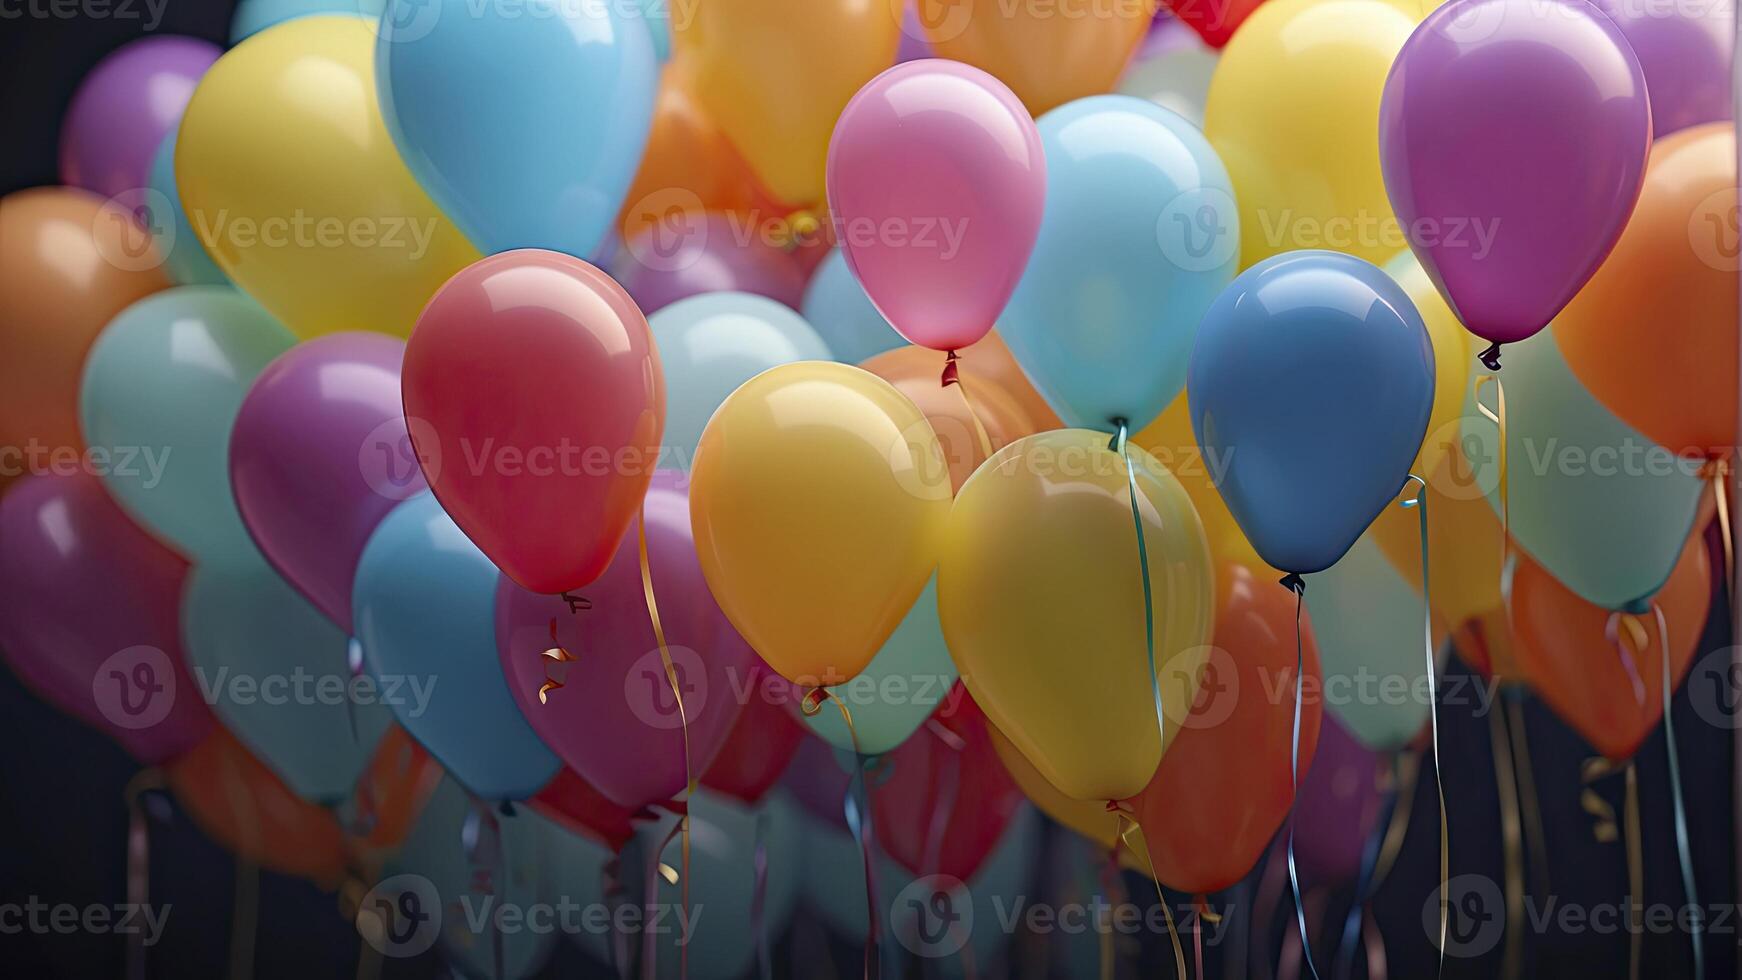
638,508 -> 694,980
218,746 -> 260,980
802,688 -> 879,980
1604,612 -> 1649,706
1486,694 -> 1525,980
1398,474 -> 1448,979
1703,460 -> 1735,611
1192,896 -> 1205,980
1624,762 -> 1643,980
1096,842 -> 1121,980
1359,910 -> 1388,980
1474,373 -> 1509,594
1278,575 -> 1321,980
752,810 -> 772,980
1653,603 -> 1705,978
1368,752 -> 1420,895
1109,421 -> 1167,778
1108,805 -> 1188,979
1333,770 -> 1393,980
123,768 -> 163,980
1504,692 -> 1552,896
943,353 -> 996,464
642,818 -> 686,980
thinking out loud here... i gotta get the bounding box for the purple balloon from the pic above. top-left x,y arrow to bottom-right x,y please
612,211 -> 807,314
1378,0 -> 1651,353
230,333 -> 424,633
1590,0 -> 1734,136
60,36 -> 221,200
1292,714 -> 1383,885
0,473 -> 214,764
896,5 -> 935,63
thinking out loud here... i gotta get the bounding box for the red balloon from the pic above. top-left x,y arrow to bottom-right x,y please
1163,0 -> 1265,47
1128,561 -> 1323,894
873,689 -> 1025,881
702,665 -> 807,805
530,767 -> 644,852
402,249 -> 665,594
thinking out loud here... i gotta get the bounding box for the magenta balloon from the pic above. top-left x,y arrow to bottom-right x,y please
826,59 -> 1046,352
1590,0 -> 1734,136
612,212 -> 807,314
1291,714 -> 1383,885
0,473 -> 213,763
59,36 -> 221,200
230,333 -> 423,633
1378,0 -> 1650,353
495,471 -> 756,810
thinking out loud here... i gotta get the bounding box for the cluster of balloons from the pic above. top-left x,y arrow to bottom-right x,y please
0,0 -> 1735,973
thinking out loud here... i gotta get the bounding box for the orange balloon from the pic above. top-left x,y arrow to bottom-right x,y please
618,61 -> 779,245
1128,560 -> 1322,893
920,0 -> 1159,115
1366,439 -> 1508,634
861,345 -> 1031,491
0,188 -> 167,489
343,725 -> 444,862
1556,123 -> 1738,460
165,730 -> 349,885
1135,393 -> 1271,571
1449,606 -> 1529,687
1509,529 -> 1711,762
956,331 -> 1063,433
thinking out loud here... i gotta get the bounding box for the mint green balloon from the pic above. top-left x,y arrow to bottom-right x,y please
1458,330 -> 1704,610
80,286 -> 294,562
1305,534 -> 1436,752
802,575 -> 961,756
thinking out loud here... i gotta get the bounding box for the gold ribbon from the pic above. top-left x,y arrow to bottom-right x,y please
1105,805 -> 1188,980
1473,374 -> 1509,593
1653,604 -> 1705,978
1702,458 -> 1734,610
638,511 -> 695,980
1396,476 -> 1448,978
1504,694 -> 1551,897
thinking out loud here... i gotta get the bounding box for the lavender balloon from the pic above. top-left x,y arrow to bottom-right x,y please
611,211 -> 806,315
230,333 -> 424,633
1291,714 -> 1383,885
1590,0 -> 1733,136
1378,0 -> 1650,365
59,36 -> 221,200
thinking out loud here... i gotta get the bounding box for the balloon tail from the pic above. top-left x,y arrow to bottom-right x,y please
1278,573 -> 1322,980
1398,475 -> 1448,978
638,506 -> 695,980
1505,692 -> 1552,895
1653,604 -> 1705,978
538,617 -> 580,704
804,688 -> 880,980
1477,342 -> 1502,372
124,768 -> 163,980
1486,693 -> 1525,980
1109,420 -> 1167,786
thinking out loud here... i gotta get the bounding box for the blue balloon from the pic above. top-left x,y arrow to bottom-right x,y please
1189,250 -> 1435,575
635,0 -> 670,61
353,494 -> 560,801
800,248 -> 905,364
1001,95 -> 1239,432
376,0 -> 657,259
229,0 -> 379,42
147,134 -> 228,286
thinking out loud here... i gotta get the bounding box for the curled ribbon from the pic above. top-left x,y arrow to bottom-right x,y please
1105,803 -> 1187,980
1277,572 -> 1320,980
638,511 -> 695,980
538,619 -> 578,704
1654,604 -> 1705,978
1399,475 -> 1448,978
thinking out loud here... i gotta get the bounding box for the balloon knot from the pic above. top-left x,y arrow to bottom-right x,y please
560,592 -> 592,614
1477,342 -> 1503,372
1108,418 -> 1130,453
941,350 -> 961,388
498,800 -> 517,818
801,688 -> 828,717
1279,572 -> 1306,594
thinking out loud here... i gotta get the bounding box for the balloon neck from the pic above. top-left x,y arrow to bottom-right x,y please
1477,342 -> 1503,372
1279,572 -> 1306,594
560,591 -> 593,614
1107,418 -> 1130,454
498,800 -> 517,818
800,687 -> 827,716
941,349 -> 961,388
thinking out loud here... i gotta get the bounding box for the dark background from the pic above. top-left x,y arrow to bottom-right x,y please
2,7 -> 1737,977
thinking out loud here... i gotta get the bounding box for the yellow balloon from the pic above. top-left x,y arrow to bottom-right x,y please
674,0 -> 899,206
939,429 -> 1214,802
690,361 -> 952,686
988,721 -> 1151,873
1135,392 -> 1271,573
1203,0 -> 1418,269
175,16 -> 478,339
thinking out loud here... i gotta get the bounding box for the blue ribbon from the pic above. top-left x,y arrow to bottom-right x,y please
1109,421 -> 1166,772
1654,604 -> 1704,977
1280,573 -> 1322,980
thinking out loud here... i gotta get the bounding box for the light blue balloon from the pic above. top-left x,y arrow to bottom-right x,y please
649,292 -> 832,468
1458,330 -> 1704,611
80,285 -> 295,563
376,0 -> 657,259
1189,250 -> 1435,575
229,0 -> 380,43
801,575 -> 960,756
354,493 -> 560,801
1304,533 -> 1435,752
183,547 -> 392,804
1001,95 -> 1238,432
801,248 -> 905,364
635,0 -> 670,61
147,134 -> 227,286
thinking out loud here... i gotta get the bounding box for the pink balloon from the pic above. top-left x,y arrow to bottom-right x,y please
0,473 -> 213,763
826,60 -> 1046,352
495,471 -> 755,810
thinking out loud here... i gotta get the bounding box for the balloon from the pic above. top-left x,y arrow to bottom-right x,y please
1189,250 -> 1435,575
147,134 -> 227,286
799,577 -> 960,756
231,333 -> 420,631
779,734 -> 858,830
229,0 -> 383,42
182,547 -> 394,804
80,285 -> 297,562
1118,32 -> 1218,127
403,249 -> 664,595
0,188 -> 167,490
701,668 -> 808,806
1588,0 -> 1733,137
827,61 -> 1046,352
1557,124 -> 1737,460
861,345 -> 1031,492
0,473 -> 213,764
497,471 -> 755,809
986,721 -> 1150,866
884,805 -> 1041,973
1135,393 -> 1266,570
917,0 -> 1156,115
175,15 -> 479,338
896,1 -> 934,62
649,292 -> 832,467
1291,714 -> 1382,885
1160,0 -> 1264,47
1204,0 -> 1416,269
355,494 -> 562,801
530,767 -> 643,852
872,692 -> 1025,880
690,362 -> 952,685
1510,530 -> 1710,762
1000,94 -> 1238,432
1457,331 -> 1706,611
339,725 -> 444,859
1131,560 -> 1322,893
613,210 -> 808,315
673,0 -> 899,205
376,0 -> 656,261
165,730 -> 349,884
634,0 -> 672,61
938,428 -> 1214,802
1378,0 -> 1651,352
801,248 -> 905,364
59,36 -> 220,200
